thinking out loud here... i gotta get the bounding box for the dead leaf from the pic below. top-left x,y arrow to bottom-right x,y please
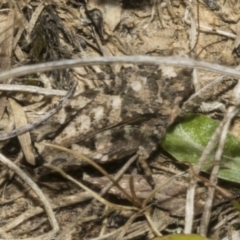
8,98 -> 35,165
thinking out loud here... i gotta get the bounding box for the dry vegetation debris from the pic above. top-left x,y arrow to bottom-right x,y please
0,0 -> 240,239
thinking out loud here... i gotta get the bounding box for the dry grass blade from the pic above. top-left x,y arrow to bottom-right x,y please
142,171 -> 187,208
25,2 -> 44,44
55,155 -> 138,240
184,106 -> 240,234
182,75 -> 235,113
184,113 -> 228,233
184,173 -> 195,234
0,81 -> 77,140
128,176 -> 162,237
0,84 -> 68,96
0,206 -> 43,233
115,211 -> 142,240
129,175 -> 142,207
44,163 -> 137,212
0,153 -> 59,240
144,211 -> 161,237
42,142 -> 140,206
199,106 -> 240,236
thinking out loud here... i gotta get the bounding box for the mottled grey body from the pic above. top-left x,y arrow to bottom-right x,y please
36,66 -> 193,182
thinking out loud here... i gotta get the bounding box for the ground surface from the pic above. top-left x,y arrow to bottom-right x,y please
0,1 -> 240,239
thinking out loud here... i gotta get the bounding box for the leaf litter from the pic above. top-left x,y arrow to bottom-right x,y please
1,0 -> 240,239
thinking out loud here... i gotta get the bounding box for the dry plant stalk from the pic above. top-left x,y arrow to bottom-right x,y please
1,56 -> 240,83
42,142 -> 140,206
54,154 -> 138,240
0,82 -> 77,141
45,163 -> 138,212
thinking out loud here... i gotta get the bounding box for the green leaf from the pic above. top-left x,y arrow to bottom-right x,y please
161,114 -> 240,183
151,234 -> 209,240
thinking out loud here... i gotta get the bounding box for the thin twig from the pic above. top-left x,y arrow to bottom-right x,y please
184,115 -> 227,233
115,211 -> 144,240
0,84 -> 68,96
142,171 -> 186,208
184,104 -> 239,234
0,81 -> 77,141
144,211 -> 161,237
42,143 -> 140,206
184,6 -> 236,40
188,0 -> 201,91
55,154 -> 138,240
199,106 -> 239,236
1,56 -> 240,82
184,165 -> 196,233
182,75 -> 232,113
44,164 -> 138,211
